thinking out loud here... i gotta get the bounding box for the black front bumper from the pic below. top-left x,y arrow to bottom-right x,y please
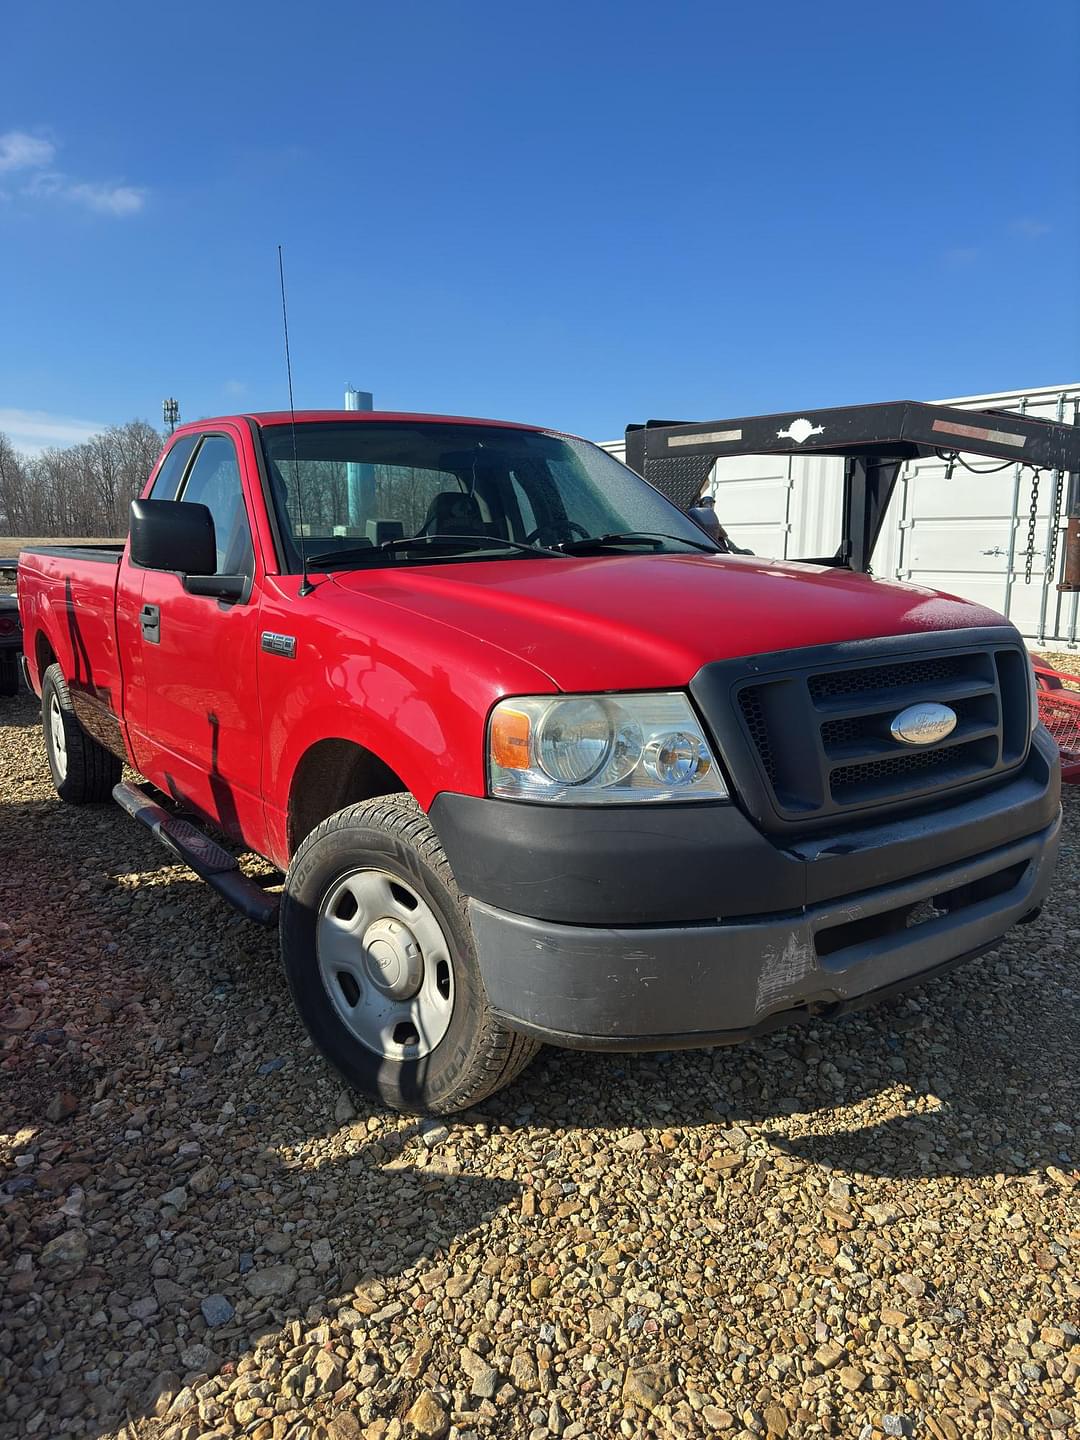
468,811 -> 1058,1047
430,728 -> 1061,1048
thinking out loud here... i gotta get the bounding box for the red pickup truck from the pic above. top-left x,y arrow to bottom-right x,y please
17,410 -> 1061,1113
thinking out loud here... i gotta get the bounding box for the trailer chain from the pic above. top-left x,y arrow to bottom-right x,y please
1046,467 -> 1065,588
1024,469 -> 1041,584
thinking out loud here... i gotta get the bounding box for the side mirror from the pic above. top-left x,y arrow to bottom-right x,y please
130,499 -> 217,575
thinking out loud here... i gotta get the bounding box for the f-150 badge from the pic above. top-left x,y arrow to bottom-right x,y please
261,632 -> 297,658
777,417 -> 825,444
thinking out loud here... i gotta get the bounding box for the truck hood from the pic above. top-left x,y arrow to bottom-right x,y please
332,553 -> 1008,693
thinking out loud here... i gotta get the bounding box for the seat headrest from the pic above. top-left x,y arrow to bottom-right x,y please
424,491 -> 485,534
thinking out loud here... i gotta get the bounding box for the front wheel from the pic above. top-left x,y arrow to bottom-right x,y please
41,663 -> 122,803
280,796 -> 539,1115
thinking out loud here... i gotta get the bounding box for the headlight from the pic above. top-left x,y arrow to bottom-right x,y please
488,693 -> 729,803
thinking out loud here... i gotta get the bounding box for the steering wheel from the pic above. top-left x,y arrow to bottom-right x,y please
524,521 -> 589,545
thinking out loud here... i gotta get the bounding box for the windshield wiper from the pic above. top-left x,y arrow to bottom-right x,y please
307,533 -> 567,568
556,531 -> 720,555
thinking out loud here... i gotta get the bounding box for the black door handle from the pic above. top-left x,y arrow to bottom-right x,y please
140,603 -> 160,644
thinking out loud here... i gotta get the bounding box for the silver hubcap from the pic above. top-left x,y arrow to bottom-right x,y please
316,868 -> 455,1060
49,693 -> 67,780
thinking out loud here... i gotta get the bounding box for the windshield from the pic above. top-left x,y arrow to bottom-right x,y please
259,421 -> 717,570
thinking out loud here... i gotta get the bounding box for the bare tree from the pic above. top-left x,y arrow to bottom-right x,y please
0,433 -> 31,536
0,420 -> 164,537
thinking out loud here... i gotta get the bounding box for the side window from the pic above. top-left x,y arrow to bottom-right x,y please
178,436 -> 255,577
148,434 -> 198,500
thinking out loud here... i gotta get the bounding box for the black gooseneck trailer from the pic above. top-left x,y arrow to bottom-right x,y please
625,400 -> 1080,587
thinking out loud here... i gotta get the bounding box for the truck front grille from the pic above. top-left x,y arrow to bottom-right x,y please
728,640 -> 1030,824
807,654 -> 968,702
829,740 -> 974,794
737,687 -> 777,784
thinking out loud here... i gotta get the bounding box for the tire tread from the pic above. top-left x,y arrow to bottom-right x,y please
42,663 -> 122,804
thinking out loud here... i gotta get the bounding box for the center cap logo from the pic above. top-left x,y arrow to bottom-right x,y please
889,702 -> 957,747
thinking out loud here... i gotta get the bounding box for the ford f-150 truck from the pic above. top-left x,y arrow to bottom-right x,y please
17,409 -> 1061,1113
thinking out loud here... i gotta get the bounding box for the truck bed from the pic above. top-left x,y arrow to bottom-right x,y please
17,545 -> 126,749
19,544 -> 124,564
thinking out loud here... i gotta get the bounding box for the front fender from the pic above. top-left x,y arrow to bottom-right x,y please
256,576 -> 560,867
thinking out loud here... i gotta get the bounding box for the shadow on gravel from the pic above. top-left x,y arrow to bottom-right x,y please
3,1123 -> 517,1437
765,969 -> 1079,1179
0,690 -> 40,728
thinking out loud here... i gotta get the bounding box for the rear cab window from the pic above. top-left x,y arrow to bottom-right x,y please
148,434 -> 198,500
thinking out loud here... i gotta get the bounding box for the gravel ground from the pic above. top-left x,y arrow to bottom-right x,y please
1,687 -> 1078,1440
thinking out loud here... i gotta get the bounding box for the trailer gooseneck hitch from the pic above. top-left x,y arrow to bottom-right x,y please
625,399 -> 1080,583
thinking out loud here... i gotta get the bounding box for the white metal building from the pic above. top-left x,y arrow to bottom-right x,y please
604,383 -> 1080,649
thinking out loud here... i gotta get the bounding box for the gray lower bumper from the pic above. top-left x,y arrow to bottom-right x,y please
469,810 -> 1061,1050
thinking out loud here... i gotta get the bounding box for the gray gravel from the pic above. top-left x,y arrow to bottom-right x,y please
1,685 -> 1078,1440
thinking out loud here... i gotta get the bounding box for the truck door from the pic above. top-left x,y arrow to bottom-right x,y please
133,428 -> 268,853
116,431 -> 199,749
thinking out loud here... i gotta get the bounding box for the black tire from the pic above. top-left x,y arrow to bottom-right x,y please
281,795 -> 539,1115
41,662 -> 122,803
0,655 -> 18,698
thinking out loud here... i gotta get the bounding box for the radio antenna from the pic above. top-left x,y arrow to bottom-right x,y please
277,244 -> 313,595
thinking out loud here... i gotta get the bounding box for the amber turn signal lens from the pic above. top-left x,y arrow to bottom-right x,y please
490,707 -> 531,770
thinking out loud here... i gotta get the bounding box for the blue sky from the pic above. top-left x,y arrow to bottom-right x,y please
2,0 -> 1078,453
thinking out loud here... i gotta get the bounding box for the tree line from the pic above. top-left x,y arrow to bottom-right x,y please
0,420 -> 163,538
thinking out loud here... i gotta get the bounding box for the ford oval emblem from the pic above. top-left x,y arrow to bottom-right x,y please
889,702 -> 957,747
